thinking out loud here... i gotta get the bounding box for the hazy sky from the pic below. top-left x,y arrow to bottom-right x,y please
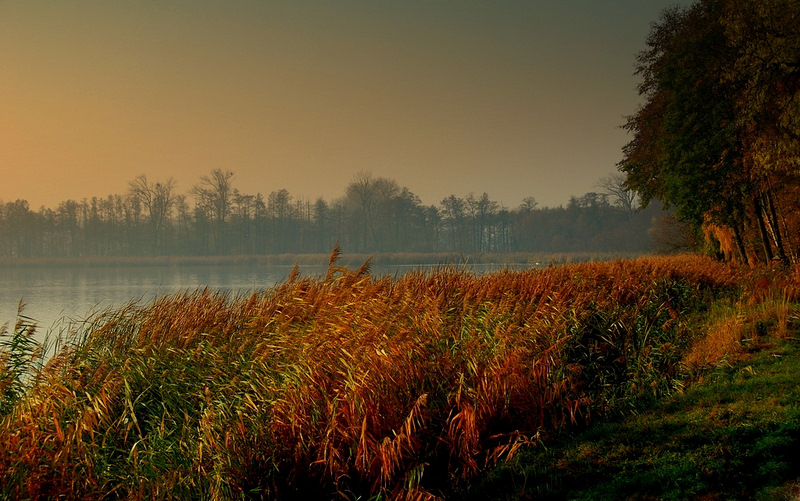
1,1 -> 690,210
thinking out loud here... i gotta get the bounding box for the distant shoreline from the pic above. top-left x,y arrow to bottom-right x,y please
0,251 -> 651,269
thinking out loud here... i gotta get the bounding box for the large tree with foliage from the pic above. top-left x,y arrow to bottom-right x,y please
620,0 -> 800,263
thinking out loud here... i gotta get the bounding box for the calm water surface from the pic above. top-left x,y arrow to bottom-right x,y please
0,265 -> 315,339
1,263 -> 531,340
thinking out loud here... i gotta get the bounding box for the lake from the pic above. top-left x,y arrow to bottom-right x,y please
0,264 -> 313,336
0,262 -> 532,341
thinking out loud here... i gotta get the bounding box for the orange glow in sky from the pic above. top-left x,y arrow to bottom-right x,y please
1,1 -> 691,209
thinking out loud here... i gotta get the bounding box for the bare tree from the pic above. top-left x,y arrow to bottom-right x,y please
440,195 -> 466,251
267,189 -> 292,252
597,173 -> 639,220
518,196 -> 539,213
128,174 -> 177,254
193,169 -> 235,254
465,192 -> 498,251
344,171 -> 399,251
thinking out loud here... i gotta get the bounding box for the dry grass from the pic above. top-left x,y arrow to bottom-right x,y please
683,263 -> 800,372
0,252 -> 765,499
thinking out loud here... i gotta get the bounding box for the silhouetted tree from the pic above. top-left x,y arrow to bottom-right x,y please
129,175 -> 177,255
440,195 -> 467,251
597,173 -> 638,220
193,169 -> 235,254
344,172 -> 399,251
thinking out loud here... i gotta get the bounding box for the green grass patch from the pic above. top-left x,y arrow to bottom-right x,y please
468,335 -> 800,500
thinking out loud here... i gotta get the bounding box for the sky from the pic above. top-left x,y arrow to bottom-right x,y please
0,1 -> 692,210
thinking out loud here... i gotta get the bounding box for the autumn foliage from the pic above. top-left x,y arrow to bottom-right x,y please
620,0 -> 800,265
0,253 -> 775,499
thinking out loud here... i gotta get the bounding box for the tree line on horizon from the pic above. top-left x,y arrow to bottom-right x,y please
0,170 -> 664,259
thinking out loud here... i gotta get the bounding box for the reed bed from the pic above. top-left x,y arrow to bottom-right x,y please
0,252 -> 763,499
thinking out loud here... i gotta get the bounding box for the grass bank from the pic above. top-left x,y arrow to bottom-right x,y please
468,333 -> 800,500
0,252 -> 796,499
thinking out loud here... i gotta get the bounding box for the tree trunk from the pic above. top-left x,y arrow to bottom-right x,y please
753,196 -> 774,262
763,190 -> 787,262
732,223 -> 748,265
